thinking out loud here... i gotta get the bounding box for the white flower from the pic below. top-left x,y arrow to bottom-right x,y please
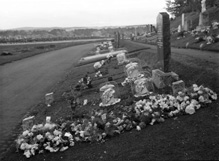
211,93 -> 217,100
69,140 -> 75,146
64,132 -> 72,138
196,104 -> 201,109
36,134 -> 43,140
172,109 -> 180,115
198,90 -> 203,95
22,130 -> 30,137
83,99 -> 88,105
176,96 -> 183,102
80,131 -> 85,138
184,96 -> 189,101
198,96 -> 205,102
185,104 -> 195,115
53,129 -> 62,136
194,87 -> 199,92
178,91 -> 183,95
136,126 -> 141,131
20,143 -> 29,150
186,100 -> 190,104
23,150 -> 31,158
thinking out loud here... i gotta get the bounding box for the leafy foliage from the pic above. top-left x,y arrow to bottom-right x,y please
166,0 -> 219,17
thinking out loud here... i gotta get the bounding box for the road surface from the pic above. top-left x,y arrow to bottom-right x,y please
0,43 -> 95,155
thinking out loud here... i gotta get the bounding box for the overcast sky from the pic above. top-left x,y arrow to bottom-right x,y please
0,0 -> 167,29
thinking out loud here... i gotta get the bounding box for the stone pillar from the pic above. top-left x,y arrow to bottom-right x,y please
156,12 -> 171,72
114,32 -> 120,48
182,13 -> 185,30
199,12 -> 203,26
117,32 -> 120,48
197,0 -> 209,29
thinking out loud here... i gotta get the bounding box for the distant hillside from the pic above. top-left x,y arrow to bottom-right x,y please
7,27 -> 89,31
4,24 -> 155,31
170,7 -> 219,30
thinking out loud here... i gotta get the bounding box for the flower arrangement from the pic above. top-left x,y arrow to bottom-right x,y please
15,84 -> 217,158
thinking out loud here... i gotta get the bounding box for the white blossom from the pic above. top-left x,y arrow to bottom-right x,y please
185,104 -> 195,115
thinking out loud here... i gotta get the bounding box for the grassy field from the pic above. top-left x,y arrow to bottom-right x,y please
135,7 -> 219,52
0,40 -> 103,65
1,40 -> 219,161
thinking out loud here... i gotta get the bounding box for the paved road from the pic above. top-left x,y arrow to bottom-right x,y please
0,43 -> 95,154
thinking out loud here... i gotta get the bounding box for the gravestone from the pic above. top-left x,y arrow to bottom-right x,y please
45,92 -> 54,107
178,25 -> 182,32
99,81 -> 121,107
114,32 -> 120,48
182,13 -> 185,30
156,12 -> 171,72
188,19 -> 193,30
22,116 -> 35,131
172,80 -> 185,95
197,0 -> 209,30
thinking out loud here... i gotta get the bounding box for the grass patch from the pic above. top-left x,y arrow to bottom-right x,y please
0,40 -> 103,65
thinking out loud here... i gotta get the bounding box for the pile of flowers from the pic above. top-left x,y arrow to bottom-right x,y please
15,121 -> 74,158
134,84 -> 217,126
16,84 -> 217,158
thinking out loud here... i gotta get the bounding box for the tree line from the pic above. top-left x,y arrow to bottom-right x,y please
166,0 -> 219,17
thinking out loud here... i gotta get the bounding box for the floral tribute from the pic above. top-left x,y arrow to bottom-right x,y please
15,83 -> 217,158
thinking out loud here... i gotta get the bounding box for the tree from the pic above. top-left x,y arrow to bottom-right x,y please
166,0 -> 201,17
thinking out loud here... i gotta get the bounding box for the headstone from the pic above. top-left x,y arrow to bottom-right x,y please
197,0 -> 209,29
116,52 -> 128,65
45,92 -> 54,107
156,12 -> 171,72
200,43 -> 204,50
132,78 -> 154,97
152,69 -> 179,89
114,32 -> 120,48
22,116 -> 35,131
125,62 -> 141,79
117,32 -> 120,48
152,69 -> 166,89
184,19 -> 189,31
201,0 -> 206,13
99,82 -> 121,107
188,19 -> 193,30
172,80 -> 185,95
182,13 -> 185,30
178,25 -> 182,32
186,42 -> 190,48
